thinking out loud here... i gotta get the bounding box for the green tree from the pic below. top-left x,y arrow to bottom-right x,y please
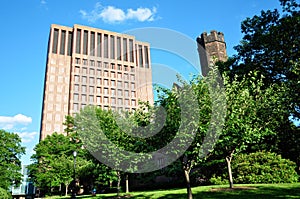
0,129 -> 25,190
29,132 -> 88,196
220,0 -> 300,121
213,72 -> 286,188
153,67 -> 226,199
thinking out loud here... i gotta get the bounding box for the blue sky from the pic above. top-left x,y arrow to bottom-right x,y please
0,0 -> 282,165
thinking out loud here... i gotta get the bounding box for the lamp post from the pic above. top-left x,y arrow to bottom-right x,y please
71,151 -> 77,199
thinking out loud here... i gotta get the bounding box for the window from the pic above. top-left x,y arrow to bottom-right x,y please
49,85 -> 54,92
55,104 -> 61,111
83,59 -> 88,65
96,96 -> 101,104
82,76 -> 87,84
138,45 -> 143,67
104,62 -> 109,68
125,99 -> 129,106
125,90 -> 129,97
89,86 -> 94,93
90,68 -> 94,75
82,67 -> 87,74
74,84 -> 79,92
57,76 -> 63,83
118,98 -> 123,105
50,66 -> 56,73
89,95 -> 94,103
75,66 -> 80,73
117,72 -> 122,79
111,98 -> 116,105
124,65 -> 128,71
118,89 -> 122,96
131,91 -> 136,97
117,37 -> 121,60
110,35 -> 115,59
60,30 -> 66,55
132,99 -> 136,106
74,75 -> 79,83
57,85 -> 63,93
97,33 -> 101,57
90,60 -> 95,67
67,31 -> 73,56
75,58 -> 81,64
129,39 -> 134,62
131,74 -> 135,81
104,88 -> 108,95
104,97 -> 108,104
130,66 -> 135,72
82,85 -> 86,93
74,94 -> 79,101
111,63 -> 115,69
104,70 -> 109,77
83,30 -> 88,55
97,87 -> 101,94
104,79 -> 108,86
125,82 -> 129,89
123,38 -> 128,61
76,29 -> 81,54
131,83 -> 135,90
97,61 -> 102,68
117,81 -> 122,87
89,77 -> 94,84
111,89 -> 116,96
144,46 -> 149,68
111,71 -> 116,78
111,80 -> 116,86
104,34 -> 108,58
97,78 -> 101,85
82,94 -> 86,102
97,69 -> 101,76
74,103 -> 79,112
52,28 -> 59,53
118,64 -> 122,70
90,32 -> 95,56
124,73 -> 128,80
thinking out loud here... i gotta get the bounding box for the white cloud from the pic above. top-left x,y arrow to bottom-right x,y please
100,6 -> 126,23
80,3 -> 158,24
0,114 -> 32,130
40,0 -> 46,5
16,131 -> 38,143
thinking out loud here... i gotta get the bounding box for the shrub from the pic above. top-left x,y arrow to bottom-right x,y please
0,188 -> 11,199
209,174 -> 227,185
231,151 -> 299,184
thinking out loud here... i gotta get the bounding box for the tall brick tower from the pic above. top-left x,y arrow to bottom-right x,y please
196,30 -> 227,76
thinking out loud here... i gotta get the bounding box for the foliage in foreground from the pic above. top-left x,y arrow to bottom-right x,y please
0,129 -> 25,190
0,187 -> 12,199
231,151 -> 299,184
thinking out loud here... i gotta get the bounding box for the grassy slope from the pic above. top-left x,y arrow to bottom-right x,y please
46,183 -> 300,199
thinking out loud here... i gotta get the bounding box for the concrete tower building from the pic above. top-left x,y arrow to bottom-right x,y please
40,24 -> 153,140
196,30 -> 227,76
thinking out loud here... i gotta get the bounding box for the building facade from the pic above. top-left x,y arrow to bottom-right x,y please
40,24 -> 153,140
197,30 -> 227,76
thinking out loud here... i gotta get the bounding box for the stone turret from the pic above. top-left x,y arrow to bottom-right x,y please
197,30 -> 227,76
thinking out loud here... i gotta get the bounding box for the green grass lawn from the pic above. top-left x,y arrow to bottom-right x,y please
46,183 -> 300,199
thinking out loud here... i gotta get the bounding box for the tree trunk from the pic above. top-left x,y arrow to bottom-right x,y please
226,154 -> 234,189
117,171 -> 121,197
125,174 -> 129,193
184,169 -> 193,199
65,184 -> 68,196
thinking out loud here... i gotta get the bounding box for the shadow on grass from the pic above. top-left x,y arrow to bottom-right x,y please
48,184 -> 300,199
196,185 -> 300,199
